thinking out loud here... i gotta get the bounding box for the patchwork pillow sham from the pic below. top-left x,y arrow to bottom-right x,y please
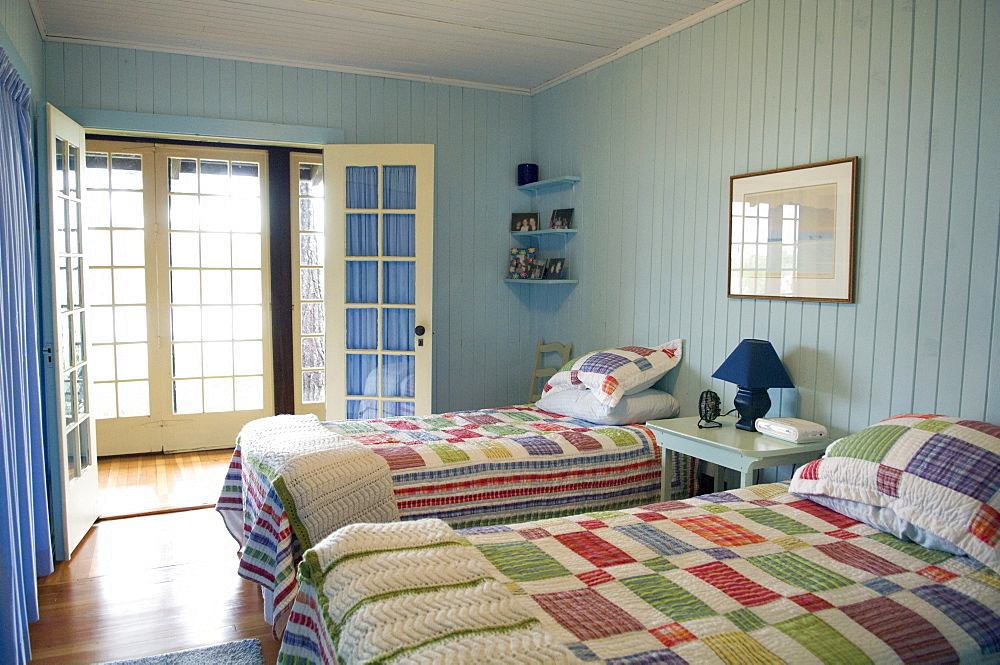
789,413 -> 1000,572
542,339 -> 682,408
535,387 -> 679,425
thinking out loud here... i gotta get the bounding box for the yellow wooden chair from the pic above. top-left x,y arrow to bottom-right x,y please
528,339 -> 572,403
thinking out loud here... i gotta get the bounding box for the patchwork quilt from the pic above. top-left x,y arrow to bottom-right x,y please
279,483 -> 1000,664
217,405 -> 694,625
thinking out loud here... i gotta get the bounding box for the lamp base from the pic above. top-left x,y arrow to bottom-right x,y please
733,387 -> 772,431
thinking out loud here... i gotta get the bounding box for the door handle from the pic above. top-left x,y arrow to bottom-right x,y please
414,325 -> 425,336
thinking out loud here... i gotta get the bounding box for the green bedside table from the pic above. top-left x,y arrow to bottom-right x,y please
646,416 -> 831,500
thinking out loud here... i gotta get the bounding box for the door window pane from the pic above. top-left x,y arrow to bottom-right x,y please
115,343 -> 148,380
301,303 -> 324,335
204,377 -> 234,412
113,268 -> 146,304
300,234 -> 322,266
232,234 -> 262,268
234,376 -> 264,411
346,166 -> 377,209
234,341 -> 263,375
203,341 -> 234,377
382,355 -> 414,398
347,354 -> 377,396
346,309 -> 377,350
383,262 -> 415,305
383,165 -> 415,209
169,195 -> 201,230
110,191 -> 143,227
300,268 -> 323,301
301,337 -> 325,370
173,378 -> 203,414
346,261 -> 378,304
299,198 -> 323,232
110,154 -> 142,190
169,158 -> 198,193
347,214 -> 378,256
347,400 -> 378,420
383,401 -> 415,418
383,308 -> 415,352
117,381 -> 149,417
172,343 -> 202,378
299,164 -> 324,197
302,371 -> 325,404
383,214 -> 415,257
170,270 -> 201,304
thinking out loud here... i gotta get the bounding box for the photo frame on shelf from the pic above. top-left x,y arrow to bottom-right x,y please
510,213 -> 539,232
729,157 -> 858,302
549,208 -> 574,229
529,259 -> 547,280
544,257 -> 565,280
508,247 -> 537,279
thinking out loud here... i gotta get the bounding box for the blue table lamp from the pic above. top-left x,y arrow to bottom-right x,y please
712,339 -> 794,431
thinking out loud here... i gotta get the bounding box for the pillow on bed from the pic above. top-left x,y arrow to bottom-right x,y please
789,414 -> 1000,572
542,339 -> 682,408
536,387 -> 679,425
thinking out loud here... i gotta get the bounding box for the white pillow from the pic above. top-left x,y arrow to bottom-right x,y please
536,388 -> 679,425
542,340 -> 682,408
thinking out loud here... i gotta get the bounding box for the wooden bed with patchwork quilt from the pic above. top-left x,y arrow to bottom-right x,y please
216,342 -> 687,624
276,414 -> 1000,664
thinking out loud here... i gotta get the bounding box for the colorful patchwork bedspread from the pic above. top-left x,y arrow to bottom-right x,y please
217,405 -> 692,625
279,483 -> 1000,664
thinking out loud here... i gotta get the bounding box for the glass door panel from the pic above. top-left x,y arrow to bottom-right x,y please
84,140 -> 273,454
324,145 -> 434,420
292,157 -> 327,416
45,104 -> 98,559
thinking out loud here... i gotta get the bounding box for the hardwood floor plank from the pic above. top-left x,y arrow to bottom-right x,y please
31,508 -> 280,664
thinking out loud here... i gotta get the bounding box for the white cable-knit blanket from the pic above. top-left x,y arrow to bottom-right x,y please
236,414 -> 399,551
295,518 -> 580,664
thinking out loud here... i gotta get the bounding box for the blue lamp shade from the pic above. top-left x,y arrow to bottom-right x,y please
712,339 -> 794,431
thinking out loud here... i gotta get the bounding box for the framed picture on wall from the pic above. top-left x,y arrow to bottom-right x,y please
510,213 -> 539,232
544,257 -> 565,280
728,157 -> 858,302
508,247 -> 536,279
549,208 -> 573,229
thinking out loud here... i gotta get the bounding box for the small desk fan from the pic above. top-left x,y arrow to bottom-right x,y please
698,390 -> 722,428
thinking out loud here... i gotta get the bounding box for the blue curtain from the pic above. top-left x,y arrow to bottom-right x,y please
0,48 -> 54,664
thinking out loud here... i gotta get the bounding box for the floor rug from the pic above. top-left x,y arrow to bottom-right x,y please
97,639 -> 263,665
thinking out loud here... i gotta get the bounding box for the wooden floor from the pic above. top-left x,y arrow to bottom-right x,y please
30,449 -> 281,663
98,449 -> 235,518
30,508 -> 281,664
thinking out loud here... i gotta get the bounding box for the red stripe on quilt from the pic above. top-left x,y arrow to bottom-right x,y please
554,531 -> 637,568
671,514 -> 768,547
396,471 -> 658,509
815,541 -> 907,576
787,498 -> 861,529
686,561 -> 782,606
840,596 -> 956,663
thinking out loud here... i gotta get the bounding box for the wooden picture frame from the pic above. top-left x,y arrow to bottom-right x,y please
544,257 -> 565,280
549,208 -> 573,229
728,157 -> 858,303
510,213 -> 539,232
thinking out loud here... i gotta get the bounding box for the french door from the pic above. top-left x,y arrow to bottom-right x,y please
322,145 -> 434,420
84,141 -> 274,454
44,105 -> 98,559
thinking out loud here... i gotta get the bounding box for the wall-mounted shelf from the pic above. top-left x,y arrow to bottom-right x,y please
505,279 -> 579,285
511,229 -> 578,241
516,176 -> 581,193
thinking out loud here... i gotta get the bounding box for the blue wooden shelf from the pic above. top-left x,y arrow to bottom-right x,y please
504,279 -> 578,285
511,229 -> 578,240
516,176 -> 581,193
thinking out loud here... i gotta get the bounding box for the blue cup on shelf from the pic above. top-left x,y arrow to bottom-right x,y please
517,163 -> 539,186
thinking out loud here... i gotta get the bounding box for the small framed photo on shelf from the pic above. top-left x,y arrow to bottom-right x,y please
508,247 -> 537,279
510,213 -> 539,232
544,257 -> 565,280
549,208 -> 573,229
529,259 -> 547,280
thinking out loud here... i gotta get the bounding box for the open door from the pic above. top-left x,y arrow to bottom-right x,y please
42,104 -> 98,559
323,145 -> 434,420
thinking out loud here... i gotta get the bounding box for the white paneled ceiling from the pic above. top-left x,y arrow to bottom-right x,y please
30,0 -> 744,93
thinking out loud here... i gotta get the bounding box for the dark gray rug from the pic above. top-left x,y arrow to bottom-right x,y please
96,639 -> 263,665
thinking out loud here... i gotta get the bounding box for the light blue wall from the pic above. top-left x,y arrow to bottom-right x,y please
0,0 -> 43,91
45,44 -> 536,413
531,0 -> 1000,437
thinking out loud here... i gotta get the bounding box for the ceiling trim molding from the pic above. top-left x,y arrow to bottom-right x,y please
43,35 -> 534,95
26,0 -> 47,41
528,0 -> 750,95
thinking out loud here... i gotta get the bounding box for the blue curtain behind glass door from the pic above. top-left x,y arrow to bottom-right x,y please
0,48 -> 54,665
